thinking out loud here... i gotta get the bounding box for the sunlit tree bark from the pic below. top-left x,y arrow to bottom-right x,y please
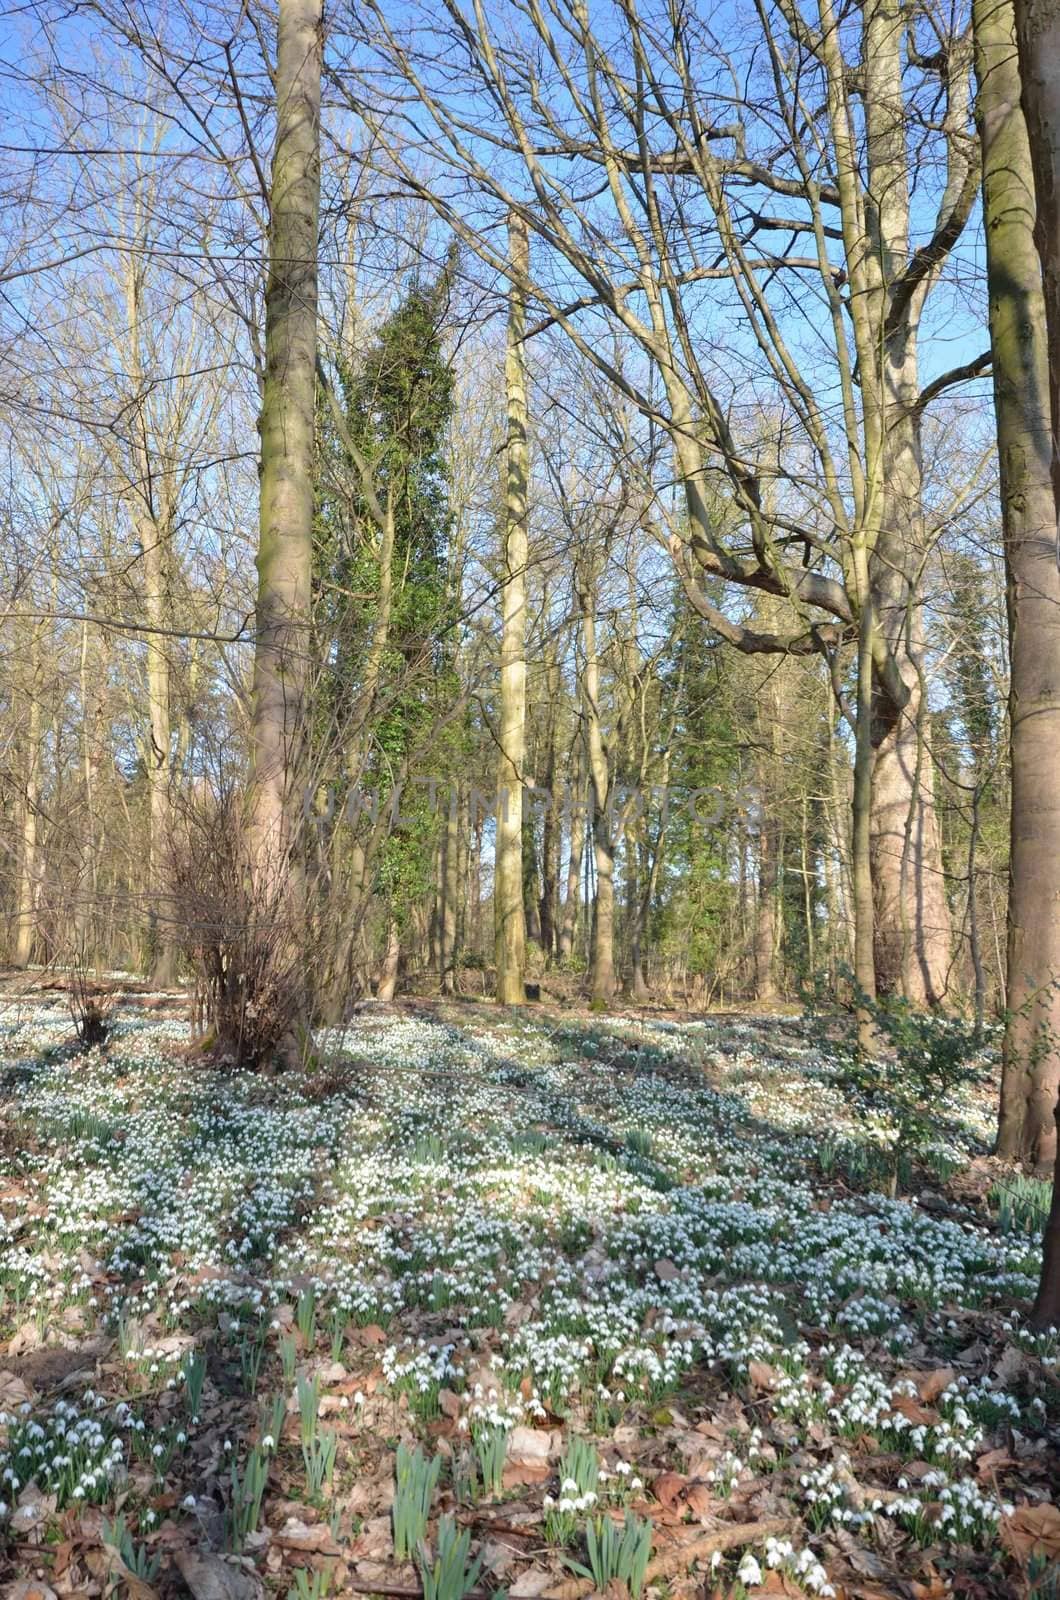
976,0 -> 1060,1174
1009,0 -> 1060,1322
494,214 -> 530,1005
248,0 -> 323,900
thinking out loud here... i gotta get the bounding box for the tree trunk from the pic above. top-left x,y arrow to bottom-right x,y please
862,0 -> 956,1008
1012,0 -> 1060,1322
376,918 -> 401,1000
1011,0 -> 1060,1337
522,795 -> 543,945
869,683 -> 952,1005
590,812 -> 616,1008
558,766 -> 585,963
1015,0 -> 1060,505
870,326 -> 953,1008
440,787 -> 460,993
967,788 -> 987,1035
851,551 -> 879,1041
628,837 -> 651,1002
540,730 -> 559,961
78,613 -> 109,965
13,645 -> 41,970
754,811 -> 780,1003
139,513 -> 177,986
248,0 -> 322,887
801,792 -> 816,978
1032,1107 -> 1060,1325
494,213 -> 529,1005
579,576 -> 617,1008
977,0 -> 1060,1170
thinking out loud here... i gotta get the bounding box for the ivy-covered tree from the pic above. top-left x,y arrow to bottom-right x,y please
313,259 -> 458,996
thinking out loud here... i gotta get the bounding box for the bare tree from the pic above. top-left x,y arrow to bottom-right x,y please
343,0 -> 987,1023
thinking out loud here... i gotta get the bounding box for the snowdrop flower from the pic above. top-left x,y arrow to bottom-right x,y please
738,1553 -> 763,1587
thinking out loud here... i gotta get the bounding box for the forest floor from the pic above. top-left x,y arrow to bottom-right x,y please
0,983 -> 1057,1600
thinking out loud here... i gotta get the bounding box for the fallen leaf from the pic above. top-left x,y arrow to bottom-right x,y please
7,1321 -> 42,1358
503,1460 -> 551,1488
748,1360 -> 780,1392
1000,1502 -> 1060,1564
509,1568 -> 553,1598
994,1345 -> 1030,1386
652,1472 -> 688,1511
103,1553 -> 160,1600
683,1482 -> 713,1523
912,1368 -> 955,1405
747,1573 -> 807,1597
480,1541 -> 516,1578
2,1582 -> 58,1600
540,1580 -> 594,1600
0,1372 -> 34,1408
832,1528 -> 888,1578
273,1518 -> 340,1555
173,1547 -> 264,1600
909,1564 -> 949,1599
890,1396 -> 938,1427
506,1426 -> 552,1463
439,1388 -> 461,1420
975,1445 -> 1015,1479
11,1484 -> 55,1536
354,1562 -> 393,1587
349,1515 -> 392,1560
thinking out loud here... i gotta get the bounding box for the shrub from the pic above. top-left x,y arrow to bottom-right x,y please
802,976 -> 988,1193
168,787 -> 310,1068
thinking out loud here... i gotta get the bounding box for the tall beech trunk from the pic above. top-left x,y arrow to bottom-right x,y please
1011,0 -> 1060,1323
1015,0 -> 1060,486
863,0 -> 958,1007
539,722 -> 559,961
977,0 -> 1060,1174
121,231 -> 178,988
752,632 -> 783,1003
851,554 -> 879,1043
754,816 -> 780,1003
627,837 -> 651,1003
522,795 -> 543,945
78,614 -> 110,963
376,918 -> 401,1001
869,683 -> 951,1005
579,574 -> 617,1008
800,794 -> 816,976
248,0 -> 322,888
440,789 -> 460,993
13,632 -> 42,969
495,214 -> 530,1004
558,759 -> 586,963
139,512 -> 177,986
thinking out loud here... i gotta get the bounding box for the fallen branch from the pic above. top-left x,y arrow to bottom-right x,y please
645,1517 -> 796,1580
340,1587 -> 495,1599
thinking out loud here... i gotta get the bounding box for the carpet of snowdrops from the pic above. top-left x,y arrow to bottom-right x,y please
1,988 -> 1058,1600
